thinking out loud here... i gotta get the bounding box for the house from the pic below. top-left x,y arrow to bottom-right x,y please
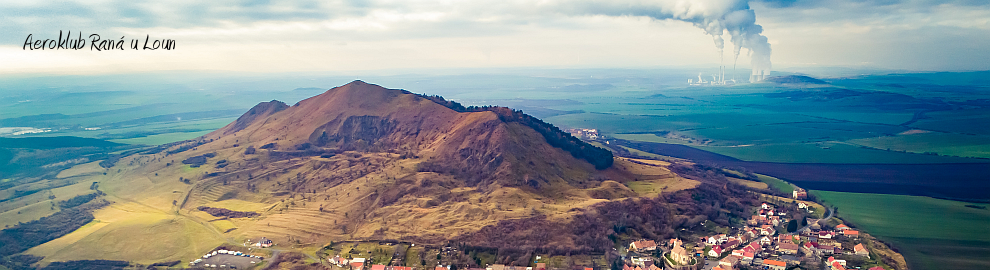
763,259 -> 786,270
741,252 -> 754,262
746,229 -> 759,239
731,249 -> 744,257
759,236 -> 772,246
387,267 -> 413,270
721,240 -> 740,250
718,255 -> 739,269
329,255 -> 349,266
778,243 -> 799,255
669,244 -> 690,265
798,202 -> 808,209
854,243 -> 870,257
350,258 -> 366,270
827,257 -> 847,267
709,246 -> 723,257
255,237 -> 273,248
762,203 -> 770,209
802,242 -> 816,255
748,242 -> 761,251
776,234 -> 796,244
793,189 -> 807,199
768,216 -> 781,226
818,231 -> 834,239
704,234 -> 727,246
817,244 -> 836,255
536,263 -> 546,270
629,240 -> 658,251
844,230 -> 860,238
668,238 -> 682,248
372,265 -> 387,270
835,224 -> 849,231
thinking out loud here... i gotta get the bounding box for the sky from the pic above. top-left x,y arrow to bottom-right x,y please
0,0 -> 988,75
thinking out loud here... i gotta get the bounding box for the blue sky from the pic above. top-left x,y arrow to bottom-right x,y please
1,0 -> 988,74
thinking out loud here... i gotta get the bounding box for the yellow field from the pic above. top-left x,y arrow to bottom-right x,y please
27,201 -> 226,265
56,161 -> 105,179
0,200 -> 58,229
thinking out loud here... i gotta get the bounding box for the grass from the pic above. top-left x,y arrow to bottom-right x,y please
618,146 -> 685,161
0,199 -> 59,229
754,174 -> 793,194
613,133 -> 987,164
812,190 -> 990,270
27,201 -> 226,265
55,161 -> 105,179
727,177 -> 768,190
847,132 -> 990,159
211,219 -> 237,232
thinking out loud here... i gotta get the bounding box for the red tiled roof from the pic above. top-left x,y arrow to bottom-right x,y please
764,260 -> 786,267
372,265 -> 387,270
845,230 -> 859,235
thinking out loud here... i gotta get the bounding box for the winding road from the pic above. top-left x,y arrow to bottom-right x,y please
798,206 -> 834,233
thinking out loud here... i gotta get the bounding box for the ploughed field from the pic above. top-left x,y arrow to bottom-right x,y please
617,140 -> 990,201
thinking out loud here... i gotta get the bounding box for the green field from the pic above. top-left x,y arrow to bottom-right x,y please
612,133 -> 984,164
848,132 -> 990,159
812,190 -> 990,270
754,174 -> 793,194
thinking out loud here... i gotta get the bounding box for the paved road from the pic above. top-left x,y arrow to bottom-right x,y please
798,206 -> 834,233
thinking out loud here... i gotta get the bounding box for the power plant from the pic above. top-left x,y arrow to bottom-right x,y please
688,65 -> 736,86
750,69 -> 767,82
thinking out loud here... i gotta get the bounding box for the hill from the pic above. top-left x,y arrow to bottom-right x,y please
24,81 -> 714,265
765,75 -> 829,85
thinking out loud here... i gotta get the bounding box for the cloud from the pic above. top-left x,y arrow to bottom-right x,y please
0,0 -> 987,73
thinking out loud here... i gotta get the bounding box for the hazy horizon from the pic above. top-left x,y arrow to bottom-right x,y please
3,0 -> 989,75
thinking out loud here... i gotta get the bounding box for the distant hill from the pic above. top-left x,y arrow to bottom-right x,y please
765,75 -> 828,85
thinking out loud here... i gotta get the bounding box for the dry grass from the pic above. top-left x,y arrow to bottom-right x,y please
727,177 -> 768,190
24,132 -> 707,265
55,161 -> 105,179
26,201 -> 226,265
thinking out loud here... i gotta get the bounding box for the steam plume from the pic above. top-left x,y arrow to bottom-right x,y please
550,0 -> 773,82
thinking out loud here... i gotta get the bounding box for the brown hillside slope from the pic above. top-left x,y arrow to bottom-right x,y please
27,81 -> 700,265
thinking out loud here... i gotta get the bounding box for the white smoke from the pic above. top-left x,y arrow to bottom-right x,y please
540,0 -> 773,82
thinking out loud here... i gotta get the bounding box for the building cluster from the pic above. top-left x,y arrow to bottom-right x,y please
329,256 -> 559,270
623,201 -> 878,270
565,128 -> 600,140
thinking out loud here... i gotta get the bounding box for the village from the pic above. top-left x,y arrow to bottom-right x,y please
185,181 -> 890,270
623,190 -> 889,270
